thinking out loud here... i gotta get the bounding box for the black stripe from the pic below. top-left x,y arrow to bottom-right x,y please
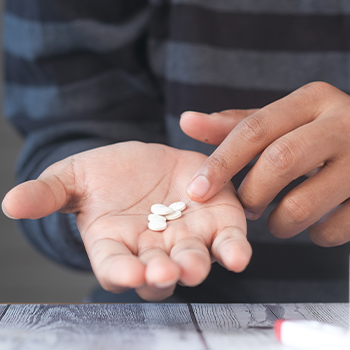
5,41 -> 148,86
152,5 -> 350,51
8,94 -> 164,135
6,0 -> 148,23
149,4 -> 171,41
165,81 -> 289,116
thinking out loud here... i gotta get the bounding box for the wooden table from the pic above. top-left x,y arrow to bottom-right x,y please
0,303 -> 347,349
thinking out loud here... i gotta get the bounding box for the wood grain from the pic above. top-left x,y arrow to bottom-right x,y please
192,303 -> 349,350
0,303 -> 347,350
0,304 -> 204,350
0,304 -> 9,320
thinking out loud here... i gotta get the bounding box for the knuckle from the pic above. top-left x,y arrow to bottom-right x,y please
207,153 -> 231,175
297,81 -> 335,104
282,196 -> 311,226
263,139 -> 297,171
238,114 -> 269,144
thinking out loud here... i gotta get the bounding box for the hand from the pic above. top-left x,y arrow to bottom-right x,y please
180,82 -> 350,247
2,141 -> 251,300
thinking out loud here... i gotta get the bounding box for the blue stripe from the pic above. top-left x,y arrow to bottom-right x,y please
4,9 -> 151,60
5,69 -> 158,120
153,40 -> 350,92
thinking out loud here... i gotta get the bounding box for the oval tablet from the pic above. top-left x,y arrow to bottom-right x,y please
151,204 -> 173,215
165,210 -> 181,221
148,220 -> 167,232
148,214 -> 166,222
169,201 -> 186,212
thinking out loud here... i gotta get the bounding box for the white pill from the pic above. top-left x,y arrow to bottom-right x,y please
165,210 -> 182,221
148,220 -> 167,231
169,201 -> 186,212
151,204 -> 173,215
148,214 -> 166,222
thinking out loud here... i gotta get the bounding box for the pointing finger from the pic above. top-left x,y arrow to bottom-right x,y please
186,82 -> 331,202
180,109 -> 258,145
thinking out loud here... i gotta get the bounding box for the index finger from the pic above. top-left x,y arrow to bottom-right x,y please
186,82 -> 330,202
180,109 -> 258,145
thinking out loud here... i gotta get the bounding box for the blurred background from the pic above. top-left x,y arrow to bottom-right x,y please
0,0 -> 98,302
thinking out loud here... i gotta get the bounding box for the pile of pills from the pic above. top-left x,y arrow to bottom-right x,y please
148,201 -> 186,231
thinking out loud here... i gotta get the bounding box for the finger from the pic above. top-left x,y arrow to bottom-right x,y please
180,109 -> 258,145
85,215 -> 181,300
238,119 -> 338,219
211,226 -> 252,273
88,237 -> 146,293
135,283 -> 177,301
268,160 -> 350,239
83,215 -> 148,292
309,199 -> 350,247
140,248 -> 181,287
186,82 -> 332,202
135,248 -> 181,301
170,237 -> 212,287
2,161 -> 82,220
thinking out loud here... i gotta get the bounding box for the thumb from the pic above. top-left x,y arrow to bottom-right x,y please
180,109 -> 258,145
2,162 -> 81,220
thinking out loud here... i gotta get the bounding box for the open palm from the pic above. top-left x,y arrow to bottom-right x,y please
2,142 -> 251,300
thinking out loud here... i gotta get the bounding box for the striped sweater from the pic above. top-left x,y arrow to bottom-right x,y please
4,0 -> 349,302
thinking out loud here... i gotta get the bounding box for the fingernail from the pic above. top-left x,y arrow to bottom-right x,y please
1,200 -> 17,220
180,111 -> 193,118
187,175 -> 210,199
181,111 -> 208,118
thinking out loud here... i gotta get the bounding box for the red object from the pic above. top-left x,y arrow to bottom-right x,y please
274,320 -> 283,341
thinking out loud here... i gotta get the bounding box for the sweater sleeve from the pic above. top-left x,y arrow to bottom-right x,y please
3,0 -> 166,270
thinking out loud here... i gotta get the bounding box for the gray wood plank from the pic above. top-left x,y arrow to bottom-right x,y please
0,303 -> 347,350
0,304 -> 205,350
192,303 -> 281,350
192,303 -> 349,350
266,303 -> 349,329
